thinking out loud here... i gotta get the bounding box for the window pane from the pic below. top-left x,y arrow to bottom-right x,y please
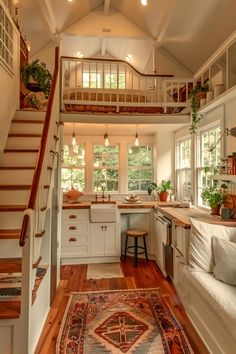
128,145 -> 152,192
176,137 -> 192,201
128,180 -> 139,191
93,144 -> 119,192
197,125 -> 221,207
61,144 -> 85,191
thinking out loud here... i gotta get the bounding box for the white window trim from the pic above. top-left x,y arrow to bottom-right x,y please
62,135 -> 154,195
196,121 -> 221,209
175,134 -> 192,201
92,142 -> 120,193
127,143 -> 153,193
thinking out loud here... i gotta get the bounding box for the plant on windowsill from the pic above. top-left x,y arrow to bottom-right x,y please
147,179 -> 173,202
189,82 -> 209,134
201,182 -> 228,215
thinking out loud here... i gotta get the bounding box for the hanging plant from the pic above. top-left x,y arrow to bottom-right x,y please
189,82 -> 209,133
21,59 -> 52,98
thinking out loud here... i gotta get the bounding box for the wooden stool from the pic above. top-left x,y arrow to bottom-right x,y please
124,229 -> 148,267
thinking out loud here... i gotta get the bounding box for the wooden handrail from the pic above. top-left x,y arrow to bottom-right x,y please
19,46 -> 60,247
61,56 -> 173,78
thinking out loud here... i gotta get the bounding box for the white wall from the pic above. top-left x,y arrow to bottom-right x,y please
0,21 -> 20,153
155,127 -> 175,185
30,44 -> 57,74
145,47 -> 192,77
225,99 -> 236,154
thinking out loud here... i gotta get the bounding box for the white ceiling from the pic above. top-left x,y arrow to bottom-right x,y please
18,0 -> 236,73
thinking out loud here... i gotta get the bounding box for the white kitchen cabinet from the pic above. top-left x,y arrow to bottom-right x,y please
90,223 -> 118,257
153,214 -> 165,274
173,248 -> 186,301
61,209 -> 90,259
172,224 -> 190,262
172,223 -> 190,300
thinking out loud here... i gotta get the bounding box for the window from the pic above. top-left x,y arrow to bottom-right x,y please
104,73 -> 126,89
61,144 -> 85,192
93,145 -> 119,192
197,125 -> 221,207
0,4 -> 13,71
176,137 -> 192,201
82,72 -> 101,88
128,146 -> 152,192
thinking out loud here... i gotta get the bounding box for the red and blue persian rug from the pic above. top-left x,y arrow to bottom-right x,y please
57,288 -> 193,353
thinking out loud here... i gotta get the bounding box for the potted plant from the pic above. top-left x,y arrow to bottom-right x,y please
21,59 -> 52,98
148,179 -> 173,202
201,183 -> 227,215
189,82 -> 209,133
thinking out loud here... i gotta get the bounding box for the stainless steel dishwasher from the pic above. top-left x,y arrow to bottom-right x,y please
154,211 -> 173,279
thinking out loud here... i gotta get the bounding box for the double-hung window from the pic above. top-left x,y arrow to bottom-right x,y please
127,145 -> 152,192
0,4 -> 13,71
61,144 -> 85,192
176,137 -> 192,201
93,145 -> 119,192
197,124 -> 221,207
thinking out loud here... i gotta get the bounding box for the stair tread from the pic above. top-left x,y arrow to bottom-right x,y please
8,133 -> 42,138
0,185 -> 49,190
0,166 -> 35,170
0,166 -> 51,170
0,185 -> 32,190
0,301 -> 21,319
0,229 -> 20,239
4,149 -> 39,153
0,258 -> 22,273
12,119 -> 44,124
0,205 -> 26,211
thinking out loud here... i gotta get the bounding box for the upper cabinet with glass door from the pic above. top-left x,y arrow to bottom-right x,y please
194,32 -> 236,112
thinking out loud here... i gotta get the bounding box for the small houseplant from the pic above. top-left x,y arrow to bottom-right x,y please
189,82 -> 209,133
148,179 -> 173,202
201,183 -> 227,215
21,59 -> 52,98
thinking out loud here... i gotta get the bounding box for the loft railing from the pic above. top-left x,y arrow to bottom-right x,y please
19,46 -> 60,247
61,56 -> 193,114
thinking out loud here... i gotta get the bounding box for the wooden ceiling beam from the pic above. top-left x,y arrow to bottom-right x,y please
104,0 -> 110,15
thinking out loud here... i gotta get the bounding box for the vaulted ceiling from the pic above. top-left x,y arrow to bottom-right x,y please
17,0 -> 236,74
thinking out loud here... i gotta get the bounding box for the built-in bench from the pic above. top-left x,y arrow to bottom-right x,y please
183,218 -> 236,354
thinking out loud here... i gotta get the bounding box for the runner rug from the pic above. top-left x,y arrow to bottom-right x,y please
56,288 -> 193,354
86,262 -> 124,279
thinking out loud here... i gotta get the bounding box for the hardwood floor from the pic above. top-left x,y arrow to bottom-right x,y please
35,257 -> 209,354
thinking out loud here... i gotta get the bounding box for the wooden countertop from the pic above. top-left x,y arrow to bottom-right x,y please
157,206 -> 236,228
63,201 -> 178,209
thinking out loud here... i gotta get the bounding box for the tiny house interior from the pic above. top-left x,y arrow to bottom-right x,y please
0,1 -> 236,353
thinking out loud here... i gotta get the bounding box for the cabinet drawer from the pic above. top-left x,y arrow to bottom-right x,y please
62,209 -> 89,222
62,245 -> 89,256
62,234 -> 88,247
62,222 -> 89,234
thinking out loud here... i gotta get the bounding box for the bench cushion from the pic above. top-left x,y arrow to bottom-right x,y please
184,267 -> 236,341
189,218 -> 236,272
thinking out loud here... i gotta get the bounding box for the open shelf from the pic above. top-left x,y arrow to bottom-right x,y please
212,174 -> 236,182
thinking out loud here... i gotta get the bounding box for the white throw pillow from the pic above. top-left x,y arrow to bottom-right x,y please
189,218 -> 236,272
212,236 -> 236,286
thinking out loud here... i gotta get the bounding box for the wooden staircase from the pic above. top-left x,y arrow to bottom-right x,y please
0,110 -> 57,316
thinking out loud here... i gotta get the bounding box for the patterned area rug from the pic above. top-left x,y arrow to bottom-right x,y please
57,288 -> 193,354
0,267 -> 47,299
87,263 -> 124,279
